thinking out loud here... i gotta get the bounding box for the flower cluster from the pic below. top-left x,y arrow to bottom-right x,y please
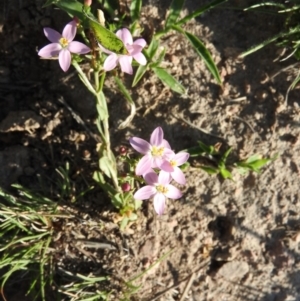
130,127 -> 189,215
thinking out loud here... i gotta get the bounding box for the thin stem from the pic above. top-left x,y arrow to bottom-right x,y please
72,61 -> 96,95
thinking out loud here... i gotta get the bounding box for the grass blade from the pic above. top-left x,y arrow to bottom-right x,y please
114,77 -> 136,128
173,26 -> 221,84
130,0 -> 143,23
165,0 -> 185,29
132,64 -> 147,87
176,0 -> 227,25
153,67 -> 186,94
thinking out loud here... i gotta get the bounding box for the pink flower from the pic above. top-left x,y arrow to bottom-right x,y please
134,171 -> 182,215
129,127 -> 173,175
38,21 -> 91,72
102,28 -> 147,75
160,152 -> 189,185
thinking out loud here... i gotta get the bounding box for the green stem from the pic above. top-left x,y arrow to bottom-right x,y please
72,61 -> 96,95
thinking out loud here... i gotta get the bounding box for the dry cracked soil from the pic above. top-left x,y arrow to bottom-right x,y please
1,0 -> 300,300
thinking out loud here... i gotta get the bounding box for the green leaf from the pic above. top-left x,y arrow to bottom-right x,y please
130,0 -> 142,23
198,141 -> 218,155
103,0 -> 119,17
165,0 -> 185,29
146,39 -> 160,60
120,217 -> 129,230
132,64 -> 147,87
200,166 -> 218,174
176,0 -> 227,26
114,77 -> 136,128
183,146 -> 205,157
44,0 -> 84,19
153,67 -> 186,94
84,12 -> 127,55
180,29 -> 222,84
219,168 -> 232,179
99,156 -> 117,180
111,193 -> 124,209
219,147 -> 232,168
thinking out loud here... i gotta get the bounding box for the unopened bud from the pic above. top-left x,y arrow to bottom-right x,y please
73,16 -> 80,25
119,146 -> 127,156
121,182 -> 131,192
84,0 -> 92,6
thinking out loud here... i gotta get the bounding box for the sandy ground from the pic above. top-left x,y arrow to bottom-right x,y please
1,0 -> 300,300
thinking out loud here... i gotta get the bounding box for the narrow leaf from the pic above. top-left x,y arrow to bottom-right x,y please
165,0 -> 185,29
132,64 -> 147,87
130,0 -> 142,23
176,0 -> 227,25
220,168 -> 232,179
114,77 -> 136,128
146,39 -> 159,60
45,0 -> 84,19
99,156 -> 117,181
181,29 -> 222,84
153,67 -> 186,94
200,166 -> 218,174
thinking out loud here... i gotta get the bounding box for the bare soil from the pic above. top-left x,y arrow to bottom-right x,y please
1,0 -> 300,300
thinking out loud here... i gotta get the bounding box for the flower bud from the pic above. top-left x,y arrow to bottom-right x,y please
84,0 -> 92,6
119,146 -> 127,156
121,182 -> 131,192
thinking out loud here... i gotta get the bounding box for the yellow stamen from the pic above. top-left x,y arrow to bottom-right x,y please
170,160 -> 177,167
151,146 -> 164,157
156,185 -> 168,194
59,37 -> 69,48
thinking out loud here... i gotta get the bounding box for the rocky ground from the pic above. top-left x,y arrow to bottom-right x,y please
1,0 -> 300,300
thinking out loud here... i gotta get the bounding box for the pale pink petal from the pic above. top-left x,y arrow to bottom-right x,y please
43,28 -> 61,43
162,139 -> 171,149
116,28 -> 133,45
127,44 -> 143,56
129,137 -> 151,154
134,186 -> 156,200
63,21 -> 77,42
68,41 -> 91,54
133,52 -> 147,65
150,127 -> 163,146
164,148 -> 175,157
152,157 -> 165,169
160,160 -> 174,172
38,43 -> 61,57
99,44 -> 112,54
153,193 -> 166,215
103,53 -> 118,71
59,49 -> 71,72
136,155 -> 152,175
171,167 -> 186,185
119,55 -> 133,74
174,152 -> 189,166
133,38 -> 147,48
159,170 -> 172,183
165,185 -> 182,199
144,172 -> 158,185
158,171 -> 171,185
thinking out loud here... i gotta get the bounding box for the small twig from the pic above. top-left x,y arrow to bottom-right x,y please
232,116 -> 256,134
270,62 -> 299,80
172,112 -> 226,141
57,96 -> 101,143
147,258 -> 210,301
179,272 -> 196,301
